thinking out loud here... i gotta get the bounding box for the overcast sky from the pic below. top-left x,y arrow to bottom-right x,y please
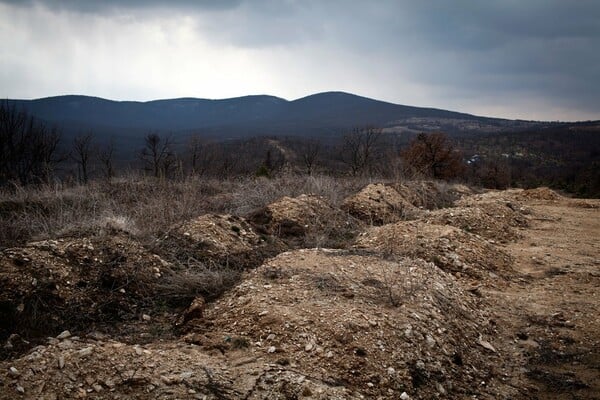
1,0 -> 599,121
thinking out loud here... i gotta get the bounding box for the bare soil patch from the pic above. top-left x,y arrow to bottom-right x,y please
0,233 -> 170,358
354,221 -> 515,280
341,183 -> 419,225
186,249 -> 519,399
480,196 -> 600,399
392,180 -> 466,210
248,194 -> 361,248
158,214 -> 286,269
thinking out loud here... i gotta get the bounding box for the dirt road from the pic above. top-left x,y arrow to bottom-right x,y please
490,198 -> 600,399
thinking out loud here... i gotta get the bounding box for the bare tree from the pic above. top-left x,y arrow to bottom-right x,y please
401,132 -> 465,180
0,101 -> 63,185
470,157 -> 512,189
71,133 -> 94,183
340,126 -> 382,176
301,140 -> 321,175
140,133 -> 175,178
99,139 -> 116,180
186,134 -> 214,176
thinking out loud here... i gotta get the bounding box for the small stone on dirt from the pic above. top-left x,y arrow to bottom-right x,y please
477,338 -> 496,353
56,330 -> 71,340
78,347 -> 94,357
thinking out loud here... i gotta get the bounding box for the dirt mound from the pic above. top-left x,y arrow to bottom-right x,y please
159,214 -> 285,268
421,206 -> 523,242
184,249 -> 518,399
455,196 -> 530,228
392,180 -> 463,209
515,187 -> 563,201
248,194 -> 361,248
0,234 -> 168,357
447,183 -> 476,198
354,221 -> 514,279
0,332 -> 359,400
342,183 -> 419,225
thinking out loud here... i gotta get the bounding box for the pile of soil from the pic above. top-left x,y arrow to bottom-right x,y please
420,206 -> 523,242
446,183 -> 476,199
454,197 -> 530,229
342,184 -> 419,225
514,187 -> 562,201
184,249 -> 519,399
248,194 -> 361,248
0,234 -> 168,357
159,214 -> 285,268
2,184 -> 598,399
0,331 -> 358,400
354,221 -> 514,280
392,181 -> 460,210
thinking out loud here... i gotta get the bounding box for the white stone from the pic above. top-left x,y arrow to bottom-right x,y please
56,330 -> 71,340
78,347 -> 94,357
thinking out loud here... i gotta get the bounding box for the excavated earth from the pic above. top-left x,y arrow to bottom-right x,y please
0,186 -> 598,399
341,184 -> 420,225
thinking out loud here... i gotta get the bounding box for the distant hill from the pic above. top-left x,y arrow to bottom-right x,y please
6,92 -> 551,145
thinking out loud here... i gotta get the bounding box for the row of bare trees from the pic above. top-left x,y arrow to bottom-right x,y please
0,101 -> 63,185
2,100 -> 471,185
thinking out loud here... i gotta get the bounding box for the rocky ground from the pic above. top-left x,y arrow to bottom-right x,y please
0,184 -> 598,399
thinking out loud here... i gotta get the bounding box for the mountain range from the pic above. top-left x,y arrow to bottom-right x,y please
6,91 -> 553,144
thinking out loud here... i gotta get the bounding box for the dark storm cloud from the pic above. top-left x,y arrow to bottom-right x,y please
0,0 -> 598,119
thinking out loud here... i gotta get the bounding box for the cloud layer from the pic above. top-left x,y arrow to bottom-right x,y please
1,0 -> 599,120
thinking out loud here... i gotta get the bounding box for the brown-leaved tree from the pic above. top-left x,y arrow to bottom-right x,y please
402,132 -> 464,180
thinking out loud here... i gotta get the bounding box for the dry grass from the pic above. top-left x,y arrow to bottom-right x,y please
0,173 -> 374,248
156,265 -> 241,305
